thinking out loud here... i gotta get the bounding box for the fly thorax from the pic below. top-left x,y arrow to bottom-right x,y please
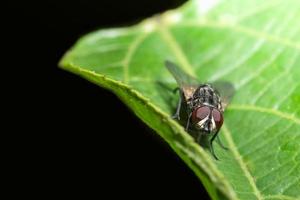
192,85 -> 220,109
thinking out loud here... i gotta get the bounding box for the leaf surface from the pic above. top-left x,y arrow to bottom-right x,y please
60,0 -> 300,199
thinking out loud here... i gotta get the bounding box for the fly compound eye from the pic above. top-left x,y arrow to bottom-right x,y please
192,106 -> 211,124
212,108 -> 223,130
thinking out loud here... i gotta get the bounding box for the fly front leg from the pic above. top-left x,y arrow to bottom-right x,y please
185,95 -> 195,132
216,135 -> 228,150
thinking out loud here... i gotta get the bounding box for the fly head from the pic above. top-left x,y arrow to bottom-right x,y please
191,106 -> 223,134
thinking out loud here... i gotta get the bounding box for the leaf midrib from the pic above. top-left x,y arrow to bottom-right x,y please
222,124 -> 263,200
160,20 -> 262,200
156,18 -> 263,199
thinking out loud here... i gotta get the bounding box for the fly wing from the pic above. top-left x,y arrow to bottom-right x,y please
165,60 -> 200,100
165,61 -> 199,86
211,81 -> 235,109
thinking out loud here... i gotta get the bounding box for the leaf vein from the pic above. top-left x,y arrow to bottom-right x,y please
122,33 -> 149,83
229,104 -> 300,125
250,51 -> 299,104
178,20 -> 300,50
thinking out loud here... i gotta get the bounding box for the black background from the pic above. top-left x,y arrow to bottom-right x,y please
18,0 -> 210,198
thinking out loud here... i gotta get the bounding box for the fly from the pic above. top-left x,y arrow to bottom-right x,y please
165,61 -> 235,160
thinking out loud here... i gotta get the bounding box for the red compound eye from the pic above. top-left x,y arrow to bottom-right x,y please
212,108 -> 223,130
192,106 -> 211,124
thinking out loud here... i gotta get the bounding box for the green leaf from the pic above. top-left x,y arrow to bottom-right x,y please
59,0 -> 300,199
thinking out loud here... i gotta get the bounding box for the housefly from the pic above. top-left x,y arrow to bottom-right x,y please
165,61 -> 235,160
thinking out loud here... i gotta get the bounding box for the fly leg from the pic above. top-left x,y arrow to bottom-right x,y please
171,87 -> 181,120
185,112 -> 192,131
209,130 -> 220,160
216,135 -> 228,150
185,94 -> 196,132
172,95 -> 182,120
